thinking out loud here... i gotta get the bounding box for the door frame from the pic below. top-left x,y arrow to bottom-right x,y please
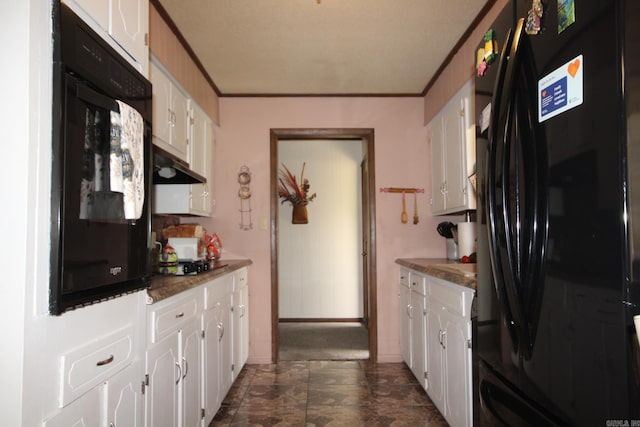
270,128 -> 377,363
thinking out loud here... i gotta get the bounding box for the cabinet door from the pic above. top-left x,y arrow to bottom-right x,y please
145,333 -> 180,427
171,88 -> 191,163
399,285 -> 412,369
442,96 -> 467,212
190,103 -> 208,177
150,63 -> 189,163
232,280 -> 249,378
109,0 -> 148,69
189,104 -> 214,216
181,321 -> 203,427
425,305 -> 445,414
219,293 -> 234,396
202,304 -> 223,425
410,292 -> 427,389
429,117 -> 446,214
104,360 -> 144,427
150,63 -> 173,148
442,312 -> 472,427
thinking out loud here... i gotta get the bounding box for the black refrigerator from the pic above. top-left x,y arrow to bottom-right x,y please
474,0 -> 640,425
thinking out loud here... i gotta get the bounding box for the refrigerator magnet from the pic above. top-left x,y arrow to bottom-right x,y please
558,0 -> 576,34
538,55 -> 584,122
525,0 -> 544,35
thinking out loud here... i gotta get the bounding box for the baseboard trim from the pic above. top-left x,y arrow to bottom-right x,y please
279,318 -> 364,323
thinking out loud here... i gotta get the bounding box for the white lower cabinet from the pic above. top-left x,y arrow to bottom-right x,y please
144,332 -> 179,426
182,319 -> 203,427
145,267 -> 249,427
398,269 -> 428,389
144,289 -> 199,427
399,270 -> 413,369
410,274 -> 428,388
399,268 -> 474,427
104,360 -> 145,427
202,301 -> 223,424
41,292 -> 146,427
202,274 -> 234,425
232,268 -> 249,379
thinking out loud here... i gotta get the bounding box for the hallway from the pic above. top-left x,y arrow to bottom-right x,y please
278,322 -> 369,361
209,360 -> 448,426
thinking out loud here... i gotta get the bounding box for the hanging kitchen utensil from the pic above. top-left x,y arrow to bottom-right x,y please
413,192 -> 419,224
401,191 -> 408,223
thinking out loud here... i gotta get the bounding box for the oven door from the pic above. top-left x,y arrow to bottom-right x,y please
50,73 -> 151,314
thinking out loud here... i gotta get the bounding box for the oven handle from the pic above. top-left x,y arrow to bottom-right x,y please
75,80 -> 119,112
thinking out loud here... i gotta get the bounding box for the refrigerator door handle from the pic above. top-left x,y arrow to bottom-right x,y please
487,23 -> 520,351
490,17 -> 549,360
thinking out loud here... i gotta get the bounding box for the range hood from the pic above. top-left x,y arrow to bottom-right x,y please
153,145 -> 206,184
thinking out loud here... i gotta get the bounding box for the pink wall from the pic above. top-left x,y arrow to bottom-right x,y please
193,97 -> 455,363
424,0 -> 509,124
188,0 -> 510,364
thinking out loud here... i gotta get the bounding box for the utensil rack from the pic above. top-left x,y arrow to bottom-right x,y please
379,187 -> 424,194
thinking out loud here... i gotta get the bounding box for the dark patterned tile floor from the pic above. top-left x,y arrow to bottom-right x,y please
208,361 -> 449,427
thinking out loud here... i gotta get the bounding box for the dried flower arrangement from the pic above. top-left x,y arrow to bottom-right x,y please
278,162 -> 317,207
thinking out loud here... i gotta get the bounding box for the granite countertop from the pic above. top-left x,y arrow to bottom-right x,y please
395,258 -> 477,290
146,259 -> 252,304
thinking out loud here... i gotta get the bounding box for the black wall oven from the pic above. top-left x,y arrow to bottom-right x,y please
50,2 -> 152,314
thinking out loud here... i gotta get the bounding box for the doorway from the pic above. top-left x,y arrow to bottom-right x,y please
270,128 -> 377,363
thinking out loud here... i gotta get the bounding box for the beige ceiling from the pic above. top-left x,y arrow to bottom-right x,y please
156,0 -> 488,96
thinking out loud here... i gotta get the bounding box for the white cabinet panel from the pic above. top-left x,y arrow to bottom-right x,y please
399,267 -> 474,427
143,268 -> 249,427
145,332 -> 180,427
153,99 -> 216,217
150,62 -> 190,163
429,79 -> 476,215
145,288 -> 201,427
232,268 -> 250,378
104,360 -> 144,427
180,320 -> 202,427
399,282 -> 412,369
59,325 -> 134,407
62,0 -> 148,74
110,0 -> 149,67
202,302 -> 223,425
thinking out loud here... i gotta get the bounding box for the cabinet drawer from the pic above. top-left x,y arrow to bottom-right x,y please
203,274 -> 233,311
409,272 -> 427,296
59,325 -> 134,407
428,277 -> 469,317
148,293 -> 199,344
399,268 -> 410,288
234,267 -> 248,291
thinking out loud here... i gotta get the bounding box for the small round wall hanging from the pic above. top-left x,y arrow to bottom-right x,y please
237,165 -> 252,230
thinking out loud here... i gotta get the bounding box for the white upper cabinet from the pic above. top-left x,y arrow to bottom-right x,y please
62,0 -> 149,76
110,0 -> 149,68
153,99 -> 216,217
150,61 -> 191,163
189,102 -> 216,216
429,79 -> 476,215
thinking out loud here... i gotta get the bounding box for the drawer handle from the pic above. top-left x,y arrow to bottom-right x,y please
175,312 -> 184,318
96,355 -> 114,366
